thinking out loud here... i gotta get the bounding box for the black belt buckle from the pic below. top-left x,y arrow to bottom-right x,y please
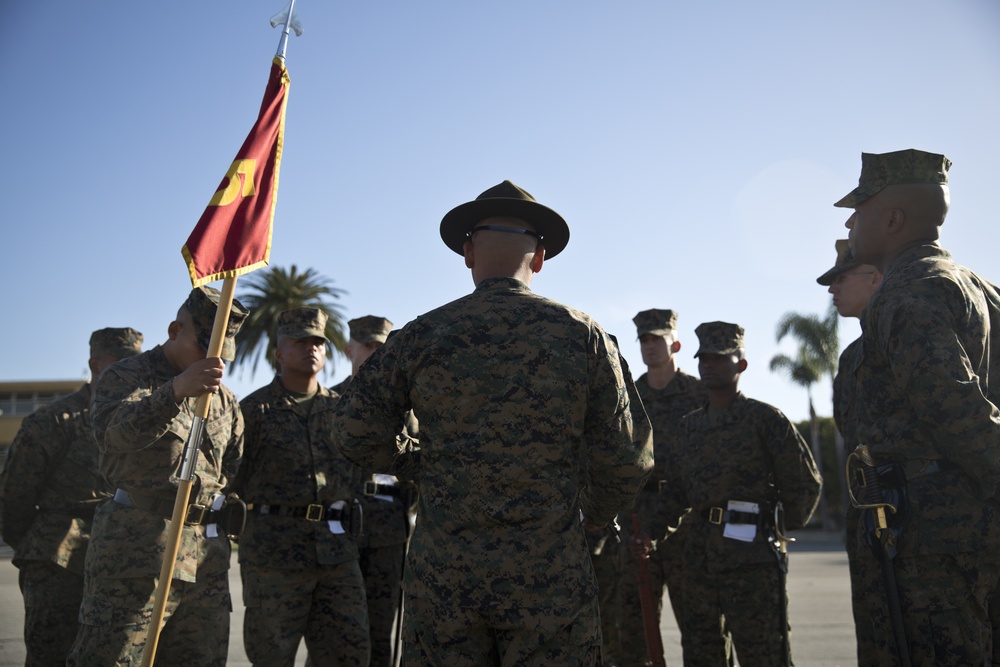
709,507 -> 724,525
305,504 -> 325,521
185,504 -> 207,525
363,480 -> 378,496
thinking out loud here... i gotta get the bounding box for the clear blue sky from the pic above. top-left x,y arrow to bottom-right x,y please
2,1 -> 998,423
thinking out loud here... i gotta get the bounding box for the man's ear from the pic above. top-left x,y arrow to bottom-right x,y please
737,358 -> 748,373
885,207 -> 906,235
530,245 -> 545,274
167,320 -> 181,341
671,340 -> 681,353
463,239 -> 475,269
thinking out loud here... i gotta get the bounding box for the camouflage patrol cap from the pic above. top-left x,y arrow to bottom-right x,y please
348,315 -> 393,344
440,180 -> 570,259
816,239 -> 861,286
90,327 -> 143,359
834,149 -> 952,208
278,307 -> 329,341
633,309 -> 678,338
183,286 -> 249,361
694,321 -> 745,358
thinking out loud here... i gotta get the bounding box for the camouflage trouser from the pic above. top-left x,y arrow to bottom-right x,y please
682,562 -> 783,667
242,560 -> 370,666
845,506 -> 880,667
589,536 -> 622,666
18,560 -> 84,666
66,569 -> 231,667
858,549 -> 1000,666
402,591 -> 601,666
359,538 -> 406,667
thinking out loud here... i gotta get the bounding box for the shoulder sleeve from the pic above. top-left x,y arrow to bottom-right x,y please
91,361 -> 182,455
578,329 -> 654,526
761,405 -> 822,529
0,410 -> 58,546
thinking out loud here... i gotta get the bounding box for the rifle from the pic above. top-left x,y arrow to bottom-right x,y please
629,512 -> 667,667
769,502 -> 795,667
846,445 -> 912,667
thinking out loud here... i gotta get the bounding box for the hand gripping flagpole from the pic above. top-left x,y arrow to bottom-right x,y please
141,279 -> 238,667
142,5 -> 299,664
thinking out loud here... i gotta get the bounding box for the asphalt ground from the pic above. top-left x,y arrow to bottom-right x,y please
0,530 -> 856,666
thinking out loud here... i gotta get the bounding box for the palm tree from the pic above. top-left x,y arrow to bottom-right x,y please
232,264 -> 349,377
769,305 -> 840,528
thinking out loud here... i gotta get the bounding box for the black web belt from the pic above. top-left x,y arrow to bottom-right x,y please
247,503 -> 346,522
701,506 -> 766,526
113,488 -> 221,526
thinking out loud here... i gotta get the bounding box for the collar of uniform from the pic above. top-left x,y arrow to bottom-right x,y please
474,276 -> 531,293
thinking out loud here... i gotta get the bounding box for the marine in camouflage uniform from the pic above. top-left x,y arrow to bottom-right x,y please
332,180 -> 654,667
817,238 -> 883,667
67,287 -> 248,667
0,327 -> 142,666
236,307 -> 370,666
674,322 -> 822,667
839,149 -> 1000,665
616,309 -> 714,667
332,314 -> 416,667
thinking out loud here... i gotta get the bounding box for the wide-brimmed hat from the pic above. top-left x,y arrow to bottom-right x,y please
439,180 -> 570,259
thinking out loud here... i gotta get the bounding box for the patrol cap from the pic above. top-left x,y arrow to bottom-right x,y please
834,149 -> 951,208
90,327 -> 143,359
348,315 -> 393,344
440,180 -> 570,259
183,286 -> 249,362
277,307 -> 329,341
694,321 -> 745,358
633,309 -> 678,338
816,239 -> 860,286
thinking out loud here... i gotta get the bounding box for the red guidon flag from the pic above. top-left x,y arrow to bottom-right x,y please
182,57 -> 290,287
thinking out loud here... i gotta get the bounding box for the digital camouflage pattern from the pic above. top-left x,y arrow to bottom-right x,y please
185,285 -> 249,361
693,321 -> 744,357
853,242 -> 1000,665
332,374 -> 414,667
833,339 -> 881,667
675,393 -> 821,665
236,377 -> 369,665
332,276 -> 653,665
632,309 -> 677,337
617,369 -> 707,667
348,315 -> 393,344
278,306 -> 329,340
90,327 -> 143,359
67,344 -> 243,665
834,149 -> 951,209
816,239 -> 861,286
0,383 -> 113,663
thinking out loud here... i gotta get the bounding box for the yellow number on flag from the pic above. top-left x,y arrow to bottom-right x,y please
209,159 -> 257,207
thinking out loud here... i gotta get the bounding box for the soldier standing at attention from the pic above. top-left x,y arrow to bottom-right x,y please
332,180 -> 653,666
67,287 -> 248,666
332,315 -> 416,667
839,149 -> 1000,665
617,309 -> 711,667
0,327 -> 142,666
816,238 -> 883,667
676,321 -> 822,667
236,307 -> 370,666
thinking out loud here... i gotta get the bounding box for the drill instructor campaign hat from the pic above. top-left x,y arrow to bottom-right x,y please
440,180 -> 570,259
